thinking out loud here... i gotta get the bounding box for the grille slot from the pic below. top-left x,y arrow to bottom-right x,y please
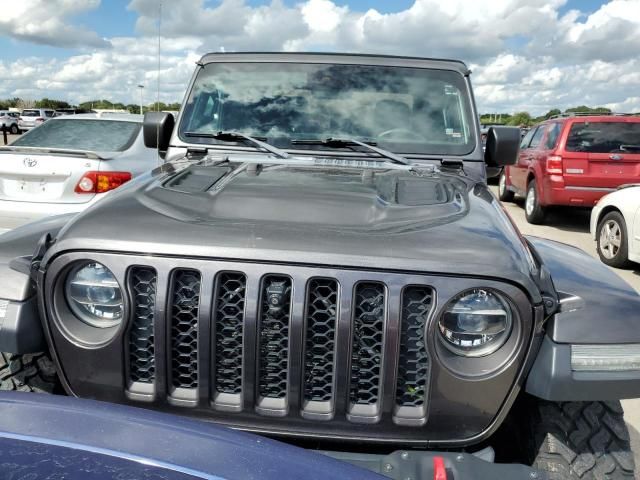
169,270 -> 201,392
212,272 -> 246,410
349,282 -> 385,422
394,286 -> 433,425
302,278 -> 338,418
128,267 -> 157,385
257,275 -> 292,414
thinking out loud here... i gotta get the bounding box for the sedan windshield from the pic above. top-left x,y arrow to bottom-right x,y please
12,119 -> 141,152
179,62 -> 475,155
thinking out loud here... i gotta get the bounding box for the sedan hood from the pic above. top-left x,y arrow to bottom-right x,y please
50,162 -> 540,297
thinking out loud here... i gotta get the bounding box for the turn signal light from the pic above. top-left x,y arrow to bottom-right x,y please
546,155 -> 563,175
75,171 -> 132,194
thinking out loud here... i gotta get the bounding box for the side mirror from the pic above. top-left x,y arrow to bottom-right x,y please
484,126 -> 520,168
143,112 -> 175,151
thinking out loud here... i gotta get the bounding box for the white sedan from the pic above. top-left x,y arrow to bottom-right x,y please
0,113 -> 159,230
590,184 -> 640,268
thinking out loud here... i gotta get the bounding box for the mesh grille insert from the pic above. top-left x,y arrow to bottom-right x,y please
258,275 -> 292,399
350,282 -> 385,406
128,267 -> 157,384
170,270 -> 201,389
304,278 -> 338,402
396,286 -> 432,407
214,272 -> 246,395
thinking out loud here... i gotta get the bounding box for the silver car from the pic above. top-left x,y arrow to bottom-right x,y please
18,108 -> 55,132
0,113 -> 159,229
0,111 -> 20,134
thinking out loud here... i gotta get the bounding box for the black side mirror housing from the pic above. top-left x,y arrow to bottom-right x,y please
143,112 -> 175,151
484,126 -> 520,169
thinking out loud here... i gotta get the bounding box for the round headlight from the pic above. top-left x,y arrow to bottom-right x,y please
438,288 -> 512,357
66,262 -> 123,328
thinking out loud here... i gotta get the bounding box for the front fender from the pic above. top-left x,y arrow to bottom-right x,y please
527,235 -> 640,344
525,236 -> 640,401
0,214 -> 73,353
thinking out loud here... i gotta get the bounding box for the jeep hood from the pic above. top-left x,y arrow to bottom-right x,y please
49,163 -> 541,298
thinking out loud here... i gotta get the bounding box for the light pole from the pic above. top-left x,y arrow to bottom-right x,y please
137,84 -> 144,114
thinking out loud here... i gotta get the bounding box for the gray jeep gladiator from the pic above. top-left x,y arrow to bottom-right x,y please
0,53 -> 639,479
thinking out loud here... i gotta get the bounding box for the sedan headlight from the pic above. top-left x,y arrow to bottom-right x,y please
66,262 -> 123,328
438,288 -> 512,357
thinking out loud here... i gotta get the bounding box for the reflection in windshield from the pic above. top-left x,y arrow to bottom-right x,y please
179,63 -> 474,155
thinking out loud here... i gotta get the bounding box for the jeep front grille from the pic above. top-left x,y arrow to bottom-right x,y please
128,267 -> 157,384
123,261 -> 435,426
213,272 -> 246,400
303,278 -> 338,405
349,282 -> 385,420
257,275 -> 292,411
169,270 -> 201,391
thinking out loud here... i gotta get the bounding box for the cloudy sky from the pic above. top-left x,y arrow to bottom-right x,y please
0,0 -> 639,114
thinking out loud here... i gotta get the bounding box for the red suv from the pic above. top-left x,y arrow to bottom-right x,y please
498,114 -> 640,223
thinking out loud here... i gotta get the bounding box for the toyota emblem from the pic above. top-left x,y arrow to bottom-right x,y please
23,158 -> 38,168
609,154 -> 623,161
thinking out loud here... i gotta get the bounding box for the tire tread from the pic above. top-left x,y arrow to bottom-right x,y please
530,400 -> 635,479
0,352 -> 58,393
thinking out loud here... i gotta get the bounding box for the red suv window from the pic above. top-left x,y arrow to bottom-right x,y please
545,123 -> 562,149
566,121 -> 640,153
528,126 -> 545,149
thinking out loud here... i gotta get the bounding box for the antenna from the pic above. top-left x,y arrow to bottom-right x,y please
156,0 -> 162,164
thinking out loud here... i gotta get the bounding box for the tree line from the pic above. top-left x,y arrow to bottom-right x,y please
0,98 -> 629,124
480,106 -> 623,127
0,97 -> 181,114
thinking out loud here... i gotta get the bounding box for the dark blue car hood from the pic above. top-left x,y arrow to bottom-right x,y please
0,392 -> 381,480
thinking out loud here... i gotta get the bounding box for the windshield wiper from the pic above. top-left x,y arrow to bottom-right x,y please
291,137 -> 411,165
184,131 -> 289,159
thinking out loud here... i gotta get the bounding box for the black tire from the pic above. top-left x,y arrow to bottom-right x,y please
0,352 -> 59,393
528,399 -> 635,479
498,169 -> 515,202
525,179 -> 546,224
596,211 -> 631,269
9,124 -> 18,135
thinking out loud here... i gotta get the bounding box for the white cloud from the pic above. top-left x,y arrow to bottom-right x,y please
0,0 -> 110,48
1,0 -> 640,114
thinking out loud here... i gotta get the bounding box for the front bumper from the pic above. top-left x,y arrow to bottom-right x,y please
324,449 -> 543,479
590,203 -> 602,239
0,295 -> 45,353
527,336 -> 640,401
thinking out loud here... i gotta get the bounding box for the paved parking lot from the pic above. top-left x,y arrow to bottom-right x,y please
1,133 -> 19,145
491,186 -> 640,465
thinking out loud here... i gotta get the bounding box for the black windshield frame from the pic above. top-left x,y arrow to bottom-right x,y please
178,62 -> 476,156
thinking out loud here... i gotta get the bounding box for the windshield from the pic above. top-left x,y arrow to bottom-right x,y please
566,121 -> 640,153
12,119 -> 141,152
21,110 -> 40,117
179,62 -> 475,156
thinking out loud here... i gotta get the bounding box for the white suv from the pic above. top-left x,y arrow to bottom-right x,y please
18,108 -> 55,132
0,111 -> 19,134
